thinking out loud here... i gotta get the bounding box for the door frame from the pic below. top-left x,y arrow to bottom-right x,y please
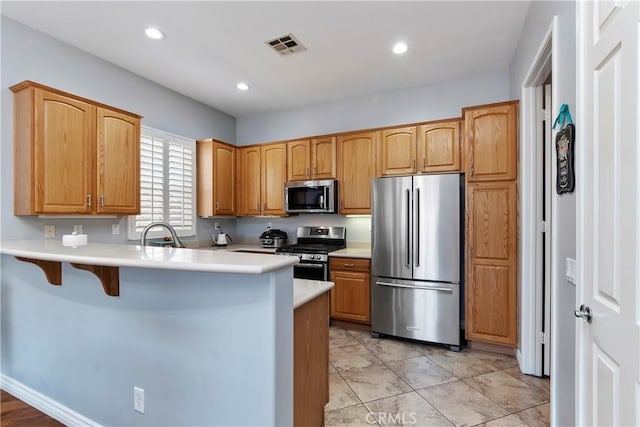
518,18 -> 556,376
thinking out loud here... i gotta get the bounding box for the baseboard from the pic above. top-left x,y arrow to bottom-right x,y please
1,373 -> 100,427
467,340 -> 515,355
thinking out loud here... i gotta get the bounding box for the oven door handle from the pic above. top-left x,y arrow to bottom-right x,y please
295,263 -> 325,269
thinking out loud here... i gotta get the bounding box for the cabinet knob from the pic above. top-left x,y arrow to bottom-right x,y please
216,201 -> 219,210
344,263 -> 355,267
257,202 -> 260,212
100,194 -> 104,207
422,158 -> 426,168
412,159 -> 416,169
470,163 -> 474,176
306,167 -> 309,177
86,194 -> 92,207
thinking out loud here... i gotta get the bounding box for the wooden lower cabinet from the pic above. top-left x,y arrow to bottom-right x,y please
294,291 -> 329,426
465,181 -> 517,346
329,257 -> 371,324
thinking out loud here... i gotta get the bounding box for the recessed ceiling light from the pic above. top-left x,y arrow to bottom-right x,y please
237,82 -> 250,91
393,42 -> 408,54
145,27 -> 165,40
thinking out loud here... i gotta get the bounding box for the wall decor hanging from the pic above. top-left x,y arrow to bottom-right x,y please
553,104 -> 575,194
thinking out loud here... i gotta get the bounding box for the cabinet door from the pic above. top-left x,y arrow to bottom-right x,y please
337,132 -> 376,214
213,141 -> 235,215
466,181 -> 517,346
465,102 -> 518,181
96,107 -> 140,214
34,89 -> 94,213
330,270 -> 371,323
377,126 -> 416,176
261,143 -> 287,215
237,146 -> 262,216
417,121 -> 461,173
287,140 -> 311,181
311,136 -> 336,179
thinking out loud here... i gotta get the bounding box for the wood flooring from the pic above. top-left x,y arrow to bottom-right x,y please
1,390 -> 62,426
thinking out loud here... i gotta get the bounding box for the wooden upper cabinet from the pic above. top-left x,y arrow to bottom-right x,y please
464,102 -> 518,181
417,120 -> 461,173
287,137 -> 336,181
261,143 -> 287,215
236,146 -> 261,216
96,107 -> 140,214
311,136 -> 336,179
337,132 -> 376,214
197,139 -> 236,216
465,181 -> 518,346
377,126 -> 417,176
11,81 -> 142,215
287,140 -> 311,181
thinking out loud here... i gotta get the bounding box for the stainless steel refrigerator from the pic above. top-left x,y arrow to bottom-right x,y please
371,173 -> 462,350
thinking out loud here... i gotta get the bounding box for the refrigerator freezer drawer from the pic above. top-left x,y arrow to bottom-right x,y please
371,277 -> 460,347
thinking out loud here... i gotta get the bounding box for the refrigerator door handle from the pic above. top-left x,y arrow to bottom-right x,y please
415,187 -> 420,267
406,189 -> 411,268
376,281 -> 454,292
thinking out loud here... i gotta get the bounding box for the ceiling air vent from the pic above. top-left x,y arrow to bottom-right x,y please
265,33 -> 306,56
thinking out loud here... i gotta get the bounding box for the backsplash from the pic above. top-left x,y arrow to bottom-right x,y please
235,214 -> 371,245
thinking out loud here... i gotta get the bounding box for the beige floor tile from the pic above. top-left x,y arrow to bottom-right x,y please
329,362 -> 337,374
325,404 -> 376,427
503,368 -> 551,396
417,380 -> 508,426
485,414 -> 528,426
428,350 -> 497,379
464,371 -> 548,412
340,364 -> 413,403
470,350 -> 519,370
363,337 -> 424,362
347,328 -> 373,342
514,403 -> 550,427
330,327 -> 360,348
386,356 -> 458,389
364,392 -> 454,427
326,372 -> 361,412
330,344 -> 382,372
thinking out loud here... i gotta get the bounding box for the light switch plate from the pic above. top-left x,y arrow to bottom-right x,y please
566,258 -> 576,285
44,225 -> 55,238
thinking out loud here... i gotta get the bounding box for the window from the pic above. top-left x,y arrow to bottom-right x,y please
128,127 -> 196,240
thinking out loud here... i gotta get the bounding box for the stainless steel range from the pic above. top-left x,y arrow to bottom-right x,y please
275,226 -> 346,281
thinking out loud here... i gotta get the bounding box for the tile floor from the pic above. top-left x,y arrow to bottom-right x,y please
325,327 -> 550,427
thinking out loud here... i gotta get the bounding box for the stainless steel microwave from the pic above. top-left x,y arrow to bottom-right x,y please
285,180 -> 337,213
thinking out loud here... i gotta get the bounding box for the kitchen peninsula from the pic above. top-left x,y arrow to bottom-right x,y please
0,240 -> 329,426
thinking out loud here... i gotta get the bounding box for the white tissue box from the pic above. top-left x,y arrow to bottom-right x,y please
62,233 -> 88,246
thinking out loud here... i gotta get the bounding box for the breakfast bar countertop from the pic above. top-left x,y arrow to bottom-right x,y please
0,240 -> 297,274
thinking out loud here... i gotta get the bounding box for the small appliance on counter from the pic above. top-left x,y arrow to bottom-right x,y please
212,226 -> 232,246
259,228 -> 288,248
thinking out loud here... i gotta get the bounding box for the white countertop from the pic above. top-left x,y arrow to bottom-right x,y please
0,240 -> 297,274
201,244 -> 277,254
330,246 -> 371,259
293,278 -> 334,309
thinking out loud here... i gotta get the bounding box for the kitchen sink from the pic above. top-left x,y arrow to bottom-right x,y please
231,249 -> 274,254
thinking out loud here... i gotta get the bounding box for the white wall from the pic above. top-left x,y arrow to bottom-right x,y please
236,69 -> 511,146
0,16 -> 236,244
509,2 -> 576,426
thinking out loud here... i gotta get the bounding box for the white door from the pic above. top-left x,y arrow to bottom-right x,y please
576,1 -> 639,425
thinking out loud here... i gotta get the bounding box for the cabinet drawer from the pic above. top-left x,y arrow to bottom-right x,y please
330,257 -> 370,272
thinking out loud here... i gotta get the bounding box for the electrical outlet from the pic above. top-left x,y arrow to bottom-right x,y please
214,222 -> 220,229
112,224 -> 120,235
73,224 -> 83,234
134,386 -> 144,414
267,222 -> 272,229
566,258 -> 576,285
44,225 -> 55,238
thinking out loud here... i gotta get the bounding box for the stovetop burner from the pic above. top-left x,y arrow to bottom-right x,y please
275,243 -> 345,254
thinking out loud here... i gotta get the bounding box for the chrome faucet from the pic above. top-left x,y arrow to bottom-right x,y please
140,222 -> 185,248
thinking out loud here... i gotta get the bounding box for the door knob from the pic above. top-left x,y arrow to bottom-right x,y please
574,304 -> 592,323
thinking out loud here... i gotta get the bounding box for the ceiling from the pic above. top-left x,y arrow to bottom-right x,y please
2,1 -> 530,117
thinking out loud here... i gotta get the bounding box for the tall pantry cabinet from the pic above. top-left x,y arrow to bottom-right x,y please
464,101 -> 519,348
11,81 -> 141,215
